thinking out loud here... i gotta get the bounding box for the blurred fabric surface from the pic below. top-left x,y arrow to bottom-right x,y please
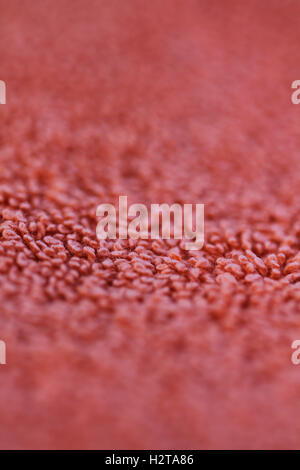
1,0 -> 300,449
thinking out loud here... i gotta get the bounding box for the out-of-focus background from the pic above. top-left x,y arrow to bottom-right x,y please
1,0 -> 300,449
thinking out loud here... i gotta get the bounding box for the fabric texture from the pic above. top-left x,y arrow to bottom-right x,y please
1,0 -> 300,449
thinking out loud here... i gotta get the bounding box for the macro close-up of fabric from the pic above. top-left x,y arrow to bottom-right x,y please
1,0 -> 300,450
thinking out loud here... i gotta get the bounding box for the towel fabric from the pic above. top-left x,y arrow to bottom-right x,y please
1,0 -> 300,449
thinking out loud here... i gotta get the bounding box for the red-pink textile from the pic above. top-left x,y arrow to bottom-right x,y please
1,0 -> 300,449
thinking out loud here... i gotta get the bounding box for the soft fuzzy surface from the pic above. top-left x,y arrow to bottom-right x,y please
1,0 -> 300,449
